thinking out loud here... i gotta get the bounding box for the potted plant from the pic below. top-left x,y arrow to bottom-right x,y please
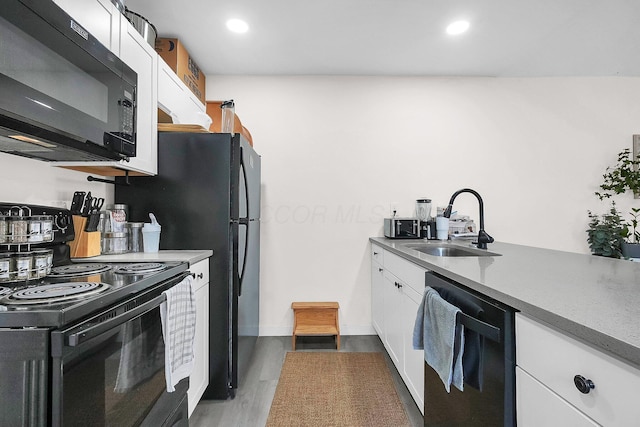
587,202 -> 627,258
595,148 -> 640,200
588,147 -> 640,258
621,207 -> 640,258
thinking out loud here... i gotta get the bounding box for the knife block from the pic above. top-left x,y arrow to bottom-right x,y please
69,215 -> 101,258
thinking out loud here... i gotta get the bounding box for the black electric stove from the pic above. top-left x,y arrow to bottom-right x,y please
1,203 -> 192,427
0,260 -> 188,328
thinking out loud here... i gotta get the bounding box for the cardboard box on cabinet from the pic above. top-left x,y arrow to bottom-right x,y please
155,38 -> 206,104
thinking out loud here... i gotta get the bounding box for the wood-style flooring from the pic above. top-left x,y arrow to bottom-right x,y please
189,335 -> 424,427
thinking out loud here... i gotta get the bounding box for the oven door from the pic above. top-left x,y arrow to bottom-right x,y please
49,272 -> 190,427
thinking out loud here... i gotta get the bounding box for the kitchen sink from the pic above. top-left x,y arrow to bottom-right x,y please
403,242 -> 501,257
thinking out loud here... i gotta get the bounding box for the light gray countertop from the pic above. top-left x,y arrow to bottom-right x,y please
370,237 -> 640,369
74,250 -> 212,266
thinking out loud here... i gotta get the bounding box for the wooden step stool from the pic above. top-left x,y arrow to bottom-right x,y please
291,302 -> 340,350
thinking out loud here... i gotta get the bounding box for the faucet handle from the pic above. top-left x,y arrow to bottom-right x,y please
475,230 -> 494,249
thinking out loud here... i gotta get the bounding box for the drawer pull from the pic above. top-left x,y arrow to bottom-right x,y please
196,273 -> 204,279
378,268 -> 383,272
394,282 -> 402,288
574,375 -> 595,394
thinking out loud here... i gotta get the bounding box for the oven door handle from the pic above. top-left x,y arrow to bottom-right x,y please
67,294 -> 165,347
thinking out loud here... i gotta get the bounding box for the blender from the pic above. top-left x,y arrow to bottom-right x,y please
416,199 -> 436,239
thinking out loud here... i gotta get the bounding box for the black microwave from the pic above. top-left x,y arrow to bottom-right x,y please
0,0 -> 137,162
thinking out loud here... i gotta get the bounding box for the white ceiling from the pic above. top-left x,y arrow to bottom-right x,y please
124,0 -> 640,77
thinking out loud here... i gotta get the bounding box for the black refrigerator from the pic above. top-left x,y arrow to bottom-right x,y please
116,132 -> 260,400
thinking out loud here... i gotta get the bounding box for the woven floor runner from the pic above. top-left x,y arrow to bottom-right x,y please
266,352 -> 411,427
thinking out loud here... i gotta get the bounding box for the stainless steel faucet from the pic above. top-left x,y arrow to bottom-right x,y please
443,188 -> 494,249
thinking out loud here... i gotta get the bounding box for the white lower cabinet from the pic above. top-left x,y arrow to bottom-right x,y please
382,270 -> 404,366
516,313 -> 640,426
188,258 -> 210,417
371,244 -> 425,414
371,254 -> 384,336
401,284 -> 424,412
516,367 -> 599,426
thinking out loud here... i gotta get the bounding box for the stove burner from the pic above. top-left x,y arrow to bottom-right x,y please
114,263 -> 166,275
0,287 -> 11,298
1,282 -> 110,305
49,263 -> 112,277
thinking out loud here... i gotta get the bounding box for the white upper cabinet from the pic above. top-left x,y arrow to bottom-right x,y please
52,0 -> 120,54
116,20 -> 158,175
157,58 -> 208,128
52,2 -> 158,176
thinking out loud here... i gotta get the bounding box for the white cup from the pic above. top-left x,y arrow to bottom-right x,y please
435,217 -> 449,240
142,223 -> 161,252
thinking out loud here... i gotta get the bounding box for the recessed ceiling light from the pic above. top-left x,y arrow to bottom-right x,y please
226,19 -> 249,34
446,20 -> 470,35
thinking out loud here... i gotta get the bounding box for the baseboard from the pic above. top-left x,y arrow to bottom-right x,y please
259,324 -> 376,337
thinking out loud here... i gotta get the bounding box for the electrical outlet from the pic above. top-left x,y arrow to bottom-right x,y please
389,202 -> 398,218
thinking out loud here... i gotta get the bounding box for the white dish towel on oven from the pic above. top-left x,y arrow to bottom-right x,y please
160,274 -> 196,392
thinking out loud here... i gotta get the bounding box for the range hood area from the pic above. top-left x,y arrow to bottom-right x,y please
0,115 -> 124,162
0,0 -> 137,164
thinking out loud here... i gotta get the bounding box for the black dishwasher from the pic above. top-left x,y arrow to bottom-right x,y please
423,271 -> 516,427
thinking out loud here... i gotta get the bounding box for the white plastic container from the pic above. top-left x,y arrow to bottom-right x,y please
142,213 -> 161,252
435,216 -> 450,240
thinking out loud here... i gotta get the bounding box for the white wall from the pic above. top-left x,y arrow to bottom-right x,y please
0,152 -> 113,208
207,76 -> 640,336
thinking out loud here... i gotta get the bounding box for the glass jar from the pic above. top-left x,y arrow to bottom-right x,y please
13,251 -> 33,281
32,249 -> 52,278
41,215 -> 54,242
9,216 -> 29,244
28,216 -> 44,243
0,216 -> 8,244
221,99 -> 235,134
106,204 -> 128,232
126,222 -> 144,253
0,252 -> 11,282
102,232 -> 129,254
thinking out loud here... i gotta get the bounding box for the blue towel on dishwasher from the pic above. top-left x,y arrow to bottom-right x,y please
413,286 -> 465,392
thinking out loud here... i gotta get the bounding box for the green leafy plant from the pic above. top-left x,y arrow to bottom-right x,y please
586,202 -> 627,258
627,207 -> 640,244
595,148 -> 640,200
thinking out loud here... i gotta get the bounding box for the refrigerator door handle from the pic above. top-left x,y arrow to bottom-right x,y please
240,146 -> 250,221
238,219 -> 249,296
238,148 -> 251,296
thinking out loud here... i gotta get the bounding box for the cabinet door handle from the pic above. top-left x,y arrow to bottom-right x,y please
574,375 -> 595,394
378,268 -> 383,272
373,252 -> 379,255
394,281 -> 402,288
